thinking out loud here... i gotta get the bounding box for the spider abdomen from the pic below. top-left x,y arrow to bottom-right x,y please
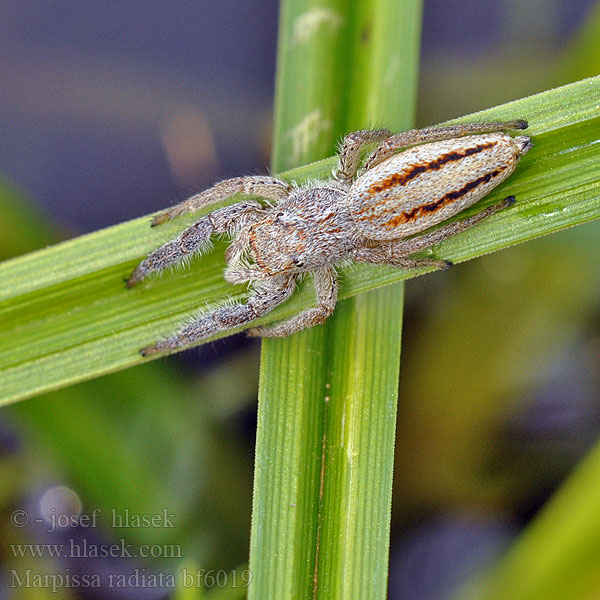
349,132 -> 530,240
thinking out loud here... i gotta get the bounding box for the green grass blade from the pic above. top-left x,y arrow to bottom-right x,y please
249,0 -> 348,596
0,76 -> 599,405
271,0 -> 348,173
249,0 -> 421,598
343,1 -> 422,127
250,326 -> 329,599
314,0 -> 422,597
314,285 -> 404,598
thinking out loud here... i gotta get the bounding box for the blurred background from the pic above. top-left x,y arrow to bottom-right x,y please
1,1 -> 599,598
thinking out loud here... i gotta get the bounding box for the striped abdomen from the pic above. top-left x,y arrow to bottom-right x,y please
349,132 -> 528,240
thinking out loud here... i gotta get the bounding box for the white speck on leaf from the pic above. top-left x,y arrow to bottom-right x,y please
292,8 -> 343,44
286,109 -> 332,165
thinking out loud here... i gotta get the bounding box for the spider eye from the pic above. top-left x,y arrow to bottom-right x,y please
293,257 -> 305,268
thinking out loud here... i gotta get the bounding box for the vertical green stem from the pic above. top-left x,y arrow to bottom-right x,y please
250,2 -> 348,597
316,1 -> 421,597
249,1 -> 423,598
316,286 -> 404,598
271,0 -> 349,172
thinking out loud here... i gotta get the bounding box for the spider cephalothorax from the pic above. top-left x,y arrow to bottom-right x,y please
127,120 -> 531,356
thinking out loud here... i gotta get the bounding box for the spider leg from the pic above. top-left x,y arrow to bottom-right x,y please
334,129 -> 392,184
352,247 -> 451,271
353,196 -> 515,269
126,201 -> 263,287
140,275 -> 296,355
384,195 -> 515,257
248,266 -> 338,337
151,175 -> 291,226
363,120 -> 528,172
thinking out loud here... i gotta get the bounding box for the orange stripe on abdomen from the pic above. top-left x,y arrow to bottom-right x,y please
367,142 -> 496,196
381,169 -> 502,229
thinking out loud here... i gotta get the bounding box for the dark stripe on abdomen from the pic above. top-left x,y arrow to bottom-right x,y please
382,169 -> 502,229
368,142 -> 496,196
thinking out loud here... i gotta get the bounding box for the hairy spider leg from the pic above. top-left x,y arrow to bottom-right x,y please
362,120 -> 528,172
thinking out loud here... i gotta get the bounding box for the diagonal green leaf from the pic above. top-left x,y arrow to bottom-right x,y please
0,76 -> 599,405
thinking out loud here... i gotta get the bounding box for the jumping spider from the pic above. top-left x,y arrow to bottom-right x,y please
127,120 -> 532,356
